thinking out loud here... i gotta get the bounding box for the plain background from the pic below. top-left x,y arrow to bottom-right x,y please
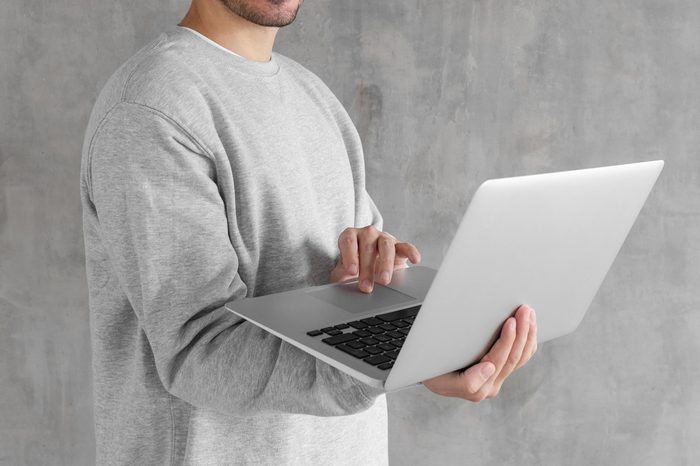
1,0 -> 699,464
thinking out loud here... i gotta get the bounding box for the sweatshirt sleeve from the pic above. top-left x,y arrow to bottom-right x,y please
86,102 -> 384,417
364,191 -> 384,231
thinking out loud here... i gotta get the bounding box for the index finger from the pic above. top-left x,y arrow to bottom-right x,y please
480,317 -> 517,379
492,305 -> 532,386
395,242 -> 421,265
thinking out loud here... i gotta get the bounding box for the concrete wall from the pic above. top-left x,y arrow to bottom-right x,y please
2,0 -> 698,464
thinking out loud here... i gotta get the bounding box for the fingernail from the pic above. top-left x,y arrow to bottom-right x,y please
361,279 -> 372,291
530,308 -> 536,322
348,264 -> 358,275
380,271 -> 390,283
480,363 -> 496,379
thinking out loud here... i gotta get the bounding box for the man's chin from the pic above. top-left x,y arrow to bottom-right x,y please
221,0 -> 303,28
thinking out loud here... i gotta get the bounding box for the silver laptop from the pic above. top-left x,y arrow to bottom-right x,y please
226,160 -> 664,391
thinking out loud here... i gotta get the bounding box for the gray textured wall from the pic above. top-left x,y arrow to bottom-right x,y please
2,0 -> 698,464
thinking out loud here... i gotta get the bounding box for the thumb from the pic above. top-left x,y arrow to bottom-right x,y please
460,362 -> 496,394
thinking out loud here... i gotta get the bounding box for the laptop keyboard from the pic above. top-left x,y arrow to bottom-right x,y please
306,305 -> 421,371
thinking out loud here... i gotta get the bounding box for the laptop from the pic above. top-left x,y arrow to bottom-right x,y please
225,160 -> 664,391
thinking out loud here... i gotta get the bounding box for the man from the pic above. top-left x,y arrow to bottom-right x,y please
79,0 -> 538,464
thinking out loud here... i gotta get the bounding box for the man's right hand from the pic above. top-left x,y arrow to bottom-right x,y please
422,304 -> 538,402
329,225 -> 421,292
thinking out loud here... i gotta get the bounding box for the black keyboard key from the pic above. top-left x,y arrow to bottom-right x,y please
403,316 -> 416,323
385,350 -> 400,360
364,354 -> 391,366
378,343 -> 395,351
325,329 -> 342,336
353,329 -> 371,338
386,331 -> 403,339
348,321 -> 369,329
392,340 -> 404,348
379,323 -> 396,331
306,330 -> 323,337
364,346 -> 383,355
398,328 -> 411,335
334,323 -> 350,329
347,340 -> 366,349
378,362 -> 394,370
392,321 -> 409,328
361,317 -> 383,326
376,306 -> 421,322
359,337 -> 379,346
367,327 -> 384,335
374,334 -> 391,342
337,344 -> 369,359
322,333 -> 358,346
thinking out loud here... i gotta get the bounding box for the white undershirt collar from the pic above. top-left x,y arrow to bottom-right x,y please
178,26 -> 246,59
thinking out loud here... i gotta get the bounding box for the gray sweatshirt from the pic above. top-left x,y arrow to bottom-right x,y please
79,26 -> 388,465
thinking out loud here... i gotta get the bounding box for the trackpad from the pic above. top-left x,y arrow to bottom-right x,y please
307,282 -> 416,314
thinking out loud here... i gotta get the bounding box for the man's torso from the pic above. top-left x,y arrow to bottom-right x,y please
80,26 -> 388,465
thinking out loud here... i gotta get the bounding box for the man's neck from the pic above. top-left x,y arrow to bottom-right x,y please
179,0 -> 278,62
